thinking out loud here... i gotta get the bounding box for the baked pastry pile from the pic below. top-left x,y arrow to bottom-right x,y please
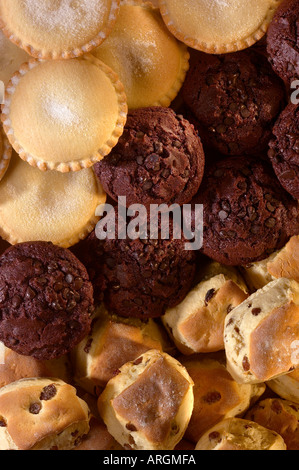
0,0 -> 298,451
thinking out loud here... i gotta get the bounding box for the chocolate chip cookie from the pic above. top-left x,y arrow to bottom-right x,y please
73,209 -> 197,319
182,49 -> 286,156
0,242 -> 94,360
268,103 -> 299,199
267,0 -> 299,85
94,107 -> 205,209
193,156 -> 299,266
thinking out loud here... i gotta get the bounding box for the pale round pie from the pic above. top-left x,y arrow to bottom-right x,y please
92,0 -> 189,109
0,151 -> 106,248
159,0 -> 283,54
1,56 -> 128,172
0,0 -> 121,60
0,30 -> 31,85
0,125 -> 12,182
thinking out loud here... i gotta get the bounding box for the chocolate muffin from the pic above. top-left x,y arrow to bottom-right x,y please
0,242 -> 94,360
94,107 -> 205,209
182,50 -> 286,156
268,103 -> 299,199
192,156 -> 299,266
267,0 -> 299,85
73,209 -> 197,319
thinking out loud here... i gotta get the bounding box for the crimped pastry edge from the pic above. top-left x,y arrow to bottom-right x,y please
101,0 -> 190,108
1,55 -> 128,173
159,0 -> 283,54
0,158 -> 107,248
0,126 -> 12,182
0,0 -> 121,60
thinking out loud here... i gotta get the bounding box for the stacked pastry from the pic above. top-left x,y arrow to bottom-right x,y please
0,0 -> 298,451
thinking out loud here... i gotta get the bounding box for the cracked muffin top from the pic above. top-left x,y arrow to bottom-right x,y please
192,156 -> 299,266
182,49 -> 286,156
94,107 -> 205,209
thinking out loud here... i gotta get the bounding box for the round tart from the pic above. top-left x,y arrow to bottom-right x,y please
0,151 -> 106,248
0,30 -> 31,85
1,56 -> 128,172
0,125 -> 12,182
92,0 -> 189,109
159,0 -> 283,54
0,0 -> 121,60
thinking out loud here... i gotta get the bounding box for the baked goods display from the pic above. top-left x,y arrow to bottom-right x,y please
98,349 -> 194,450
0,345 -> 71,389
0,241 -> 94,360
94,106 -> 205,209
0,0 -> 121,60
180,355 -> 266,443
241,235 -> 299,290
192,156 -> 299,266
0,151 -> 106,247
159,0 -> 282,54
224,278 -> 299,384
71,303 -> 171,394
0,378 -> 90,450
0,0 -> 298,452
194,417 -> 287,450
73,209 -> 197,318
245,398 -> 299,450
92,0 -> 190,109
162,261 -> 248,354
182,49 -> 286,156
2,56 -> 127,172
267,0 -> 299,84
268,103 -> 299,199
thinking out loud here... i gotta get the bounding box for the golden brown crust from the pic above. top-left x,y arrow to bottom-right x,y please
92,0 -> 189,109
112,356 -> 190,443
267,236 -> 299,282
179,280 -> 248,353
225,278 -> 299,384
90,323 -> 161,388
1,56 -> 128,173
0,151 -> 107,248
75,416 -> 123,450
159,0 -> 283,54
98,350 -> 194,450
0,378 -> 90,450
195,417 -> 286,450
163,272 -> 248,355
181,356 -> 265,443
245,398 -> 299,450
0,347 -> 71,389
250,302 -> 299,382
72,307 -> 164,394
268,368 -> 299,404
0,0 -> 121,60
